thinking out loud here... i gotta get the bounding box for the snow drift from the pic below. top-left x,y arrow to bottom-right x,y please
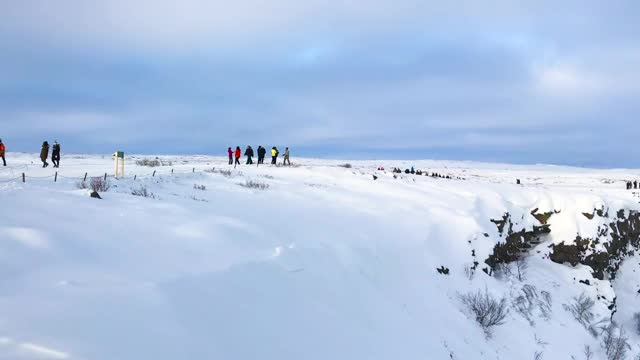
0,154 -> 639,360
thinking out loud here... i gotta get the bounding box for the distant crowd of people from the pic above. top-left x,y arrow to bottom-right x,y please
387,166 -> 456,179
626,181 -> 640,190
0,139 -> 61,168
227,146 -> 291,166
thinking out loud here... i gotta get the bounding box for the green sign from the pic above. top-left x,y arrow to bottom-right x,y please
116,151 -> 125,158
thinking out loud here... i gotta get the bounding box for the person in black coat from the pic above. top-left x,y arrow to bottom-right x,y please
245,146 -> 254,165
51,141 -> 61,168
257,146 -> 266,164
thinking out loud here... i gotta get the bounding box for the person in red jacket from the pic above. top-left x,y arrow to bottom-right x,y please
0,139 -> 6,166
234,146 -> 241,165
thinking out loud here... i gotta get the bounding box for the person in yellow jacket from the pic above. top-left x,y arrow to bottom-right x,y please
0,139 -> 6,166
271,147 -> 279,165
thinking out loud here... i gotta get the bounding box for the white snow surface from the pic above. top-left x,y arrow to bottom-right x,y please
1,153 -> 640,359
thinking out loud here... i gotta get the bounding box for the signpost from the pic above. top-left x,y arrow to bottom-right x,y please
113,151 -> 125,178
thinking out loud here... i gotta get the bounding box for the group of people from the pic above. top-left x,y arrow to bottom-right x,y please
0,139 -> 61,168
388,167 -> 453,179
626,181 -> 640,190
227,146 -> 291,166
40,141 -> 61,168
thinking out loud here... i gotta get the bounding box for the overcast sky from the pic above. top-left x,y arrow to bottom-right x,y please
0,1 -> 638,167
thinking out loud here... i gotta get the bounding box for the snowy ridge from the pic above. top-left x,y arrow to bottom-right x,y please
1,154 -> 639,360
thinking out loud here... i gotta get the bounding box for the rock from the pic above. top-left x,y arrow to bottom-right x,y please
90,191 -> 102,199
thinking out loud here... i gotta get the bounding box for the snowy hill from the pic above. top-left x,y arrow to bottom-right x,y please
1,153 -> 640,360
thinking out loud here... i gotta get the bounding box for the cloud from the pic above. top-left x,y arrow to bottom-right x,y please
0,0 -> 638,166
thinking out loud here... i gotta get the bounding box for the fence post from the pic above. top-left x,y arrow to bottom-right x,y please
192,167 -> 195,173
171,168 -> 174,174
22,173 -> 25,183
134,175 -> 137,180
55,172 -> 58,182
153,170 -> 156,177
84,172 -> 88,181
104,173 -> 107,181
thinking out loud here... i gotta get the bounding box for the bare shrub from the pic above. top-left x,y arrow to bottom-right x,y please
534,351 -> 544,360
511,285 -> 553,325
260,174 -> 275,179
275,163 -> 301,168
193,184 -> 206,191
539,291 -> 553,320
583,345 -> 594,360
563,293 -> 595,327
602,323 -> 630,360
588,318 -> 610,338
513,285 -> 539,325
459,288 -> 509,336
205,167 -> 234,178
136,158 -> 161,167
131,186 -> 155,199
513,257 -> 528,281
239,180 -> 270,190
634,313 -> 640,335
77,177 -> 110,192
90,177 -> 110,192
464,264 -> 477,281
136,158 -> 172,167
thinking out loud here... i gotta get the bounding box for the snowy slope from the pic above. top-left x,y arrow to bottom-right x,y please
1,153 -> 639,360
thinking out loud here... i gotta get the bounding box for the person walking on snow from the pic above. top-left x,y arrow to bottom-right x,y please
635,181 -> 638,190
283,147 -> 291,165
51,141 -> 61,168
257,146 -> 266,164
245,146 -> 254,165
234,146 -> 241,166
227,147 -> 233,165
0,139 -> 6,166
271,147 -> 279,165
40,141 -> 50,168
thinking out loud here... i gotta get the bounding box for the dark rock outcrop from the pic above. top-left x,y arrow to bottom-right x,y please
549,209 -> 640,280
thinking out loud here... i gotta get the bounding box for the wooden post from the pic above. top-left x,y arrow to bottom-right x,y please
22,173 -> 25,183
113,151 -> 125,178
84,172 -> 88,181
104,173 -> 107,181
171,168 -> 174,174
134,175 -> 137,180
152,170 -> 156,177
192,167 -> 195,173
54,172 -> 58,182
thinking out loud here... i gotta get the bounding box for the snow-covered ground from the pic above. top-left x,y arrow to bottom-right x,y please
1,153 -> 639,360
